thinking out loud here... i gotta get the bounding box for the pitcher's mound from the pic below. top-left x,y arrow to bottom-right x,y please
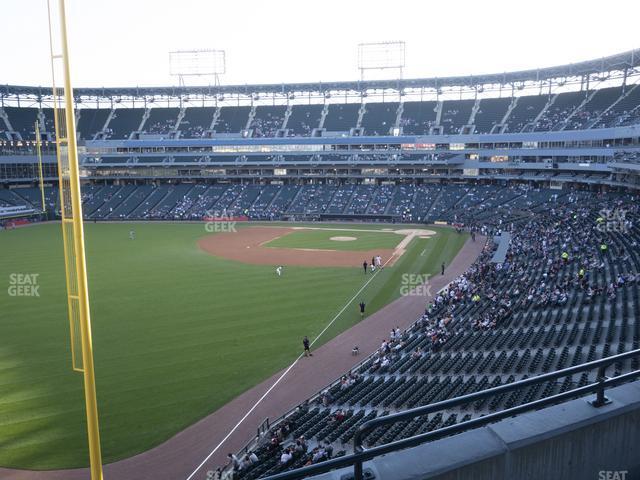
330,236 -> 357,241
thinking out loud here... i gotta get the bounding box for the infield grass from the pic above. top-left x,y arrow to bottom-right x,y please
0,222 -> 466,469
264,228 -> 403,251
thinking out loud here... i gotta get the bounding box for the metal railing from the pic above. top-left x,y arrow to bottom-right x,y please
259,348 -> 640,480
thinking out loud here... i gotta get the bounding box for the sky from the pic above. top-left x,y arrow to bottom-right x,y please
2,0 -> 639,88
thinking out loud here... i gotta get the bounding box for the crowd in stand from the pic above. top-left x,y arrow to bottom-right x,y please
212,188 -> 639,479
3,83 -> 640,145
251,115 -> 283,138
398,116 -> 436,135
146,119 -> 176,135
13,182 -> 639,228
179,123 -> 207,138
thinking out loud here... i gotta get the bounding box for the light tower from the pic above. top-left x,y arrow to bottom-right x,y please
169,49 -> 226,87
357,41 -> 406,81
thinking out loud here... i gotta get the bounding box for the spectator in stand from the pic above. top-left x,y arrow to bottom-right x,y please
324,441 -> 334,459
280,448 -> 293,465
240,455 -> 252,470
311,446 -> 326,463
227,453 -> 240,470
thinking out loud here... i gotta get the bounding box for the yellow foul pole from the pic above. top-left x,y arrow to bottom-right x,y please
47,0 -> 104,478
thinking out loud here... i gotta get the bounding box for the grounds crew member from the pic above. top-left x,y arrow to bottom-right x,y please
302,336 -> 312,357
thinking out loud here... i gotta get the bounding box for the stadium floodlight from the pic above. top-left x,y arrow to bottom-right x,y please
357,41 -> 406,81
169,49 -> 226,86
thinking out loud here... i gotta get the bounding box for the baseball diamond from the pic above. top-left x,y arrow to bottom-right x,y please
0,222 -> 468,472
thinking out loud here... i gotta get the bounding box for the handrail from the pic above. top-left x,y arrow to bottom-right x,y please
353,346 -> 640,452
258,348 -> 640,480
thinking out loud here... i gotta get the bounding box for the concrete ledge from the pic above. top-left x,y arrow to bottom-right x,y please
309,380 -> 640,480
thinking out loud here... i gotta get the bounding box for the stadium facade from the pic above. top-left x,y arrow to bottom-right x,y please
1,49 -> 640,222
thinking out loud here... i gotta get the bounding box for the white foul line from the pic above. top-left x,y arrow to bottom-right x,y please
185,258 -> 392,480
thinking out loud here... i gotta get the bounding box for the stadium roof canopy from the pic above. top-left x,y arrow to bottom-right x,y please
2,48 -> 639,101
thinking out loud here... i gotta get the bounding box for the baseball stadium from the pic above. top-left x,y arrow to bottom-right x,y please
2,2 -> 640,480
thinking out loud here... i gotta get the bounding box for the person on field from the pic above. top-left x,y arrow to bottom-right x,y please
363,260 -> 368,274
359,301 -> 366,317
276,266 -> 283,277
303,336 -> 312,356
441,262 -> 445,275
129,230 -> 136,240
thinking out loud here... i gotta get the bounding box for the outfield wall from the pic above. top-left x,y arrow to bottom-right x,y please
309,380 -> 640,480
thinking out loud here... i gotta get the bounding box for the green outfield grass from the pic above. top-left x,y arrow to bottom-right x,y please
264,228 -> 403,251
0,222 -> 467,469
